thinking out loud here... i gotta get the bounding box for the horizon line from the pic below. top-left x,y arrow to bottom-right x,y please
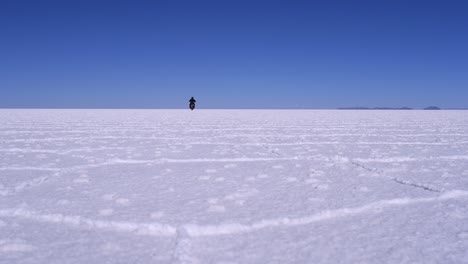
1,107 -> 467,110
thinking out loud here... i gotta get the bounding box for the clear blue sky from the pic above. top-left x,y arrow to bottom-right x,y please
1,0 -> 467,109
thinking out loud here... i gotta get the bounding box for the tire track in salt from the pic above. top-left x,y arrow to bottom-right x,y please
350,160 -> 442,193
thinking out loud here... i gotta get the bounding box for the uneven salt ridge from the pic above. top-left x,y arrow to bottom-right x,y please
1,190 -> 467,238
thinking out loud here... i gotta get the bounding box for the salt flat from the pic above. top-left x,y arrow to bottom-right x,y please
1,109 -> 468,263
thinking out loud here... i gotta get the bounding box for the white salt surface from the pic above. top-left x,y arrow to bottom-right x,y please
1,109 -> 468,263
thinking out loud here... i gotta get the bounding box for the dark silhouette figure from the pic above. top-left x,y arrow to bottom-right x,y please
189,97 -> 196,110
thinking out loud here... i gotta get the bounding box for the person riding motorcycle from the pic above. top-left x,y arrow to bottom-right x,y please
189,97 -> 196,110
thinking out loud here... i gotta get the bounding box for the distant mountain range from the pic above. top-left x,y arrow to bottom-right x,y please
338,106 -> 442,110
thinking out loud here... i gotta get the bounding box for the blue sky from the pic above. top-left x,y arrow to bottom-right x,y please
1,0 -> 467,109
